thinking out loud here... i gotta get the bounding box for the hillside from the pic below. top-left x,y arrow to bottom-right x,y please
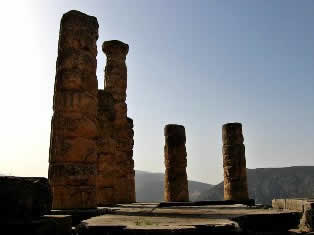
197,166 -> 314,205
135,170 -> 213,202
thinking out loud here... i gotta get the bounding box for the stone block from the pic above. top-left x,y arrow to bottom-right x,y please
49,136 -> 97,163
51,113 -> 97,138
53,91 -> 97,116
49,163 -> 96,186
222,122 -> 244,145
0,177 -> 52,224
51,185 -> 96,209
299,202 -> 314,232
272,199 -> 286,209
285,199 -> 307,212
55,69 -> 97,94
57,48 -> 97,73
96,187 -> 114,206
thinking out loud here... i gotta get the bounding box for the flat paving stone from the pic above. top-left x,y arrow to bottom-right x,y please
78,202 -> 301,233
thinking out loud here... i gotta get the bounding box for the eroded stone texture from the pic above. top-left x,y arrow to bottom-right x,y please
96,40 -> 135,205
164,124 -> 189,202
49,10 -> 99,209
222,123 -> 249,201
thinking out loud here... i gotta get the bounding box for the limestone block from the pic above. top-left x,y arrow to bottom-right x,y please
299,202 -> 314,232
51,185 -> 96,209
57,49 -> 97,73
96,187 -> 114,206
55,69 -> 98,94
51,113 -> 97,138
272,199 -> 286,209
97,155 -> 116,173
0,177 -> 52,224
48,163 -> 96,186
49,136 -> 97,163
222,122 -> 244,145
53,91 -> 97,116
97,89 -> 115,121
59,28 -> 98,55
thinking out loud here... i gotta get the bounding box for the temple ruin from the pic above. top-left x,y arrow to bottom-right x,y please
48,10 -> 99,209
48,11 -> 135,209
222,122 -> 249,201
164,124 -> 189,202
3,9 -> 314,235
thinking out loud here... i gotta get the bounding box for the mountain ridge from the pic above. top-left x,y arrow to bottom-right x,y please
135,170 -> 213,202
197,166 -> 314,205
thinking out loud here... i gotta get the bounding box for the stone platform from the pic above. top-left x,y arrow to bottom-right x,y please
50,208 -> 111,226
76,202 -> 302,234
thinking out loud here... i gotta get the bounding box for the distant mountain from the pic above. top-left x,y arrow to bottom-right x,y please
197,166 -> 314,205
135,170 -> 213,202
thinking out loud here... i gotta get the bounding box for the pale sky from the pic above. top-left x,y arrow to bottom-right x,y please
0,1 -> 313,184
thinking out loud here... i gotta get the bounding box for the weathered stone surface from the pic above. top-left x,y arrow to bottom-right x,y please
96,40 -> 135,205
48,163 -> 97,186
102,40 -> 129,102
77,203 -> 300,234
51,185 -> 96,209
49,137 -> 97,163
222,123 -> 249,201
299,202 -> 314,232
164,124 -> 189,202
272,198 -> 314,232
0,177 -> 52,224
49,10 -> 99,209
51,208 -> 110,227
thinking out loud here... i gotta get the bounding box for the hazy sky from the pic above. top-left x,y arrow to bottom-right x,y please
0,1 -> 313,184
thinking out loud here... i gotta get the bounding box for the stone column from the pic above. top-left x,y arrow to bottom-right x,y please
222,123 -> 249,201
96,89 -> 116,205
98,40 -> 135,203
164,124 -> 189,202
48,10 -> 99,209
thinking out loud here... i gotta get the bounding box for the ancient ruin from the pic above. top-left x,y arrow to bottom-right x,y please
164,124 -> 189,202
96,40 -> 135,205
48,10 -> 99,209
222,122 -> 249,201
3,8 -> 314,235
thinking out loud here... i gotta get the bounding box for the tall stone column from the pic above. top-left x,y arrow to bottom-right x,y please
222,122 -> 249,201
48,10 -> 99,209
164,124 -> 189,202
97,40 -> 135,204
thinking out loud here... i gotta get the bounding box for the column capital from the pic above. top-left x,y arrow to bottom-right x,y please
102,40 -> 129,61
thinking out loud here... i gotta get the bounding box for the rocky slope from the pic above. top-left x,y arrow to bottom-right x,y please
197,166 -> 314,205
135,170 -> 212,202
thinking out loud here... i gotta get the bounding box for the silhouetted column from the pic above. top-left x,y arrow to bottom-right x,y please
222,123 -> 249,201
97,40 -> 135,203
48,10 -> 99,209
164,124 -> 189,202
